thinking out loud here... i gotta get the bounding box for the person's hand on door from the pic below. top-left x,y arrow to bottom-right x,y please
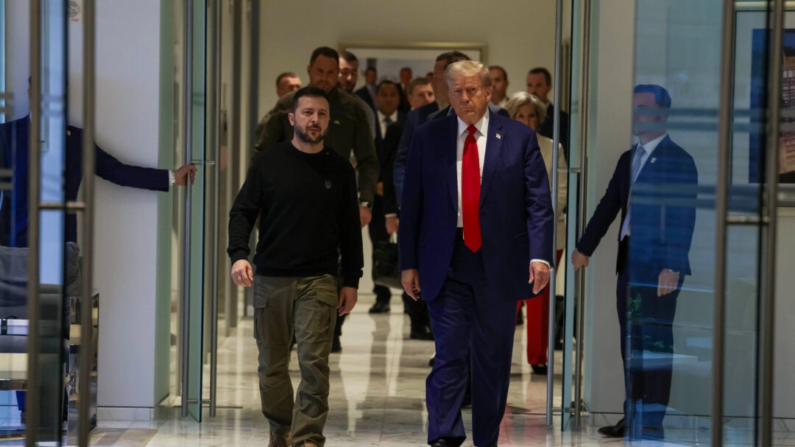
174,164 -> 198,186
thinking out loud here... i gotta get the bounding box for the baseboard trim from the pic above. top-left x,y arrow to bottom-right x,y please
97,406 -> 155,421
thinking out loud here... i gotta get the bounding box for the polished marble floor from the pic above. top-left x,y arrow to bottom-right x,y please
91,293 -> 779,447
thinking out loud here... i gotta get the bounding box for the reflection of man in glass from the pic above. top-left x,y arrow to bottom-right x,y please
572,85 -> 698,440
0,78 -> 196,422
0,78 -> 196,248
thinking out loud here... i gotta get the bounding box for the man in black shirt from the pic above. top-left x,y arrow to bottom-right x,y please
255,46 -> 378,229
228,87 -> 363,447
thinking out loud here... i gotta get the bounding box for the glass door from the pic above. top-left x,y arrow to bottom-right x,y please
562,0 -> 784,445
182,0 -> 208,421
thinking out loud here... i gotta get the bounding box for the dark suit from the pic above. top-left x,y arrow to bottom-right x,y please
538,103 -> 570,161
396,84 -> 410,113
369,111 -> 407,305
576,135 -> 697,429
399,110 -> 554,446
392,101 -> 440,207
355,85 -> 376,114
0,117 -> 169,248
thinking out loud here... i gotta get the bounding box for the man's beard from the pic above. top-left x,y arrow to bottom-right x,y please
295,124 -> 325,144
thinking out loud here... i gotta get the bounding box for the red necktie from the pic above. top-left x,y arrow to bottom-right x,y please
462,125 -> 482,252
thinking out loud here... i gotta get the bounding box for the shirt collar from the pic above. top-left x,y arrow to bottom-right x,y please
377,110 -> 398,124
638,133 -> 668,155
457,110 -> 490,138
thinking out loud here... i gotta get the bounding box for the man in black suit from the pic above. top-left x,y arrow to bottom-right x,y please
572,85 -> 698,441
397,67 -> 413,112
373,81 -> 433,339
527,67 -> 570,157
356,67 -> 378,114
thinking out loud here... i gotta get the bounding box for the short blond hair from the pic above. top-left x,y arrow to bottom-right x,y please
505,92 -> 548,124
445,60 -> 491,89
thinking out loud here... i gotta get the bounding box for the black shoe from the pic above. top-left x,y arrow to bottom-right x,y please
369,302 -> 390,314
597,418 -> 626,438
516,309 -> 524,326
331,336 -> 342,354
430,438 -> 460,447
531,364 -> 548,375
410,326 -> 434,341
461,394 -> 472,409
429,355 -> 435,367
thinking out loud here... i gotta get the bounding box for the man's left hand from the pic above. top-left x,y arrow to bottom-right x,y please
174,164 -> 198,186
529,262 -> 551,295
338,287 -> 358,316
658,269 -> 680,297
360,206 -> 372,228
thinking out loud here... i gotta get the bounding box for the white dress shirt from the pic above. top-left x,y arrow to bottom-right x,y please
456,114 -> 489,228
377,110 -> 398,139
455,112 -> 548,267
620,132 -> 668,239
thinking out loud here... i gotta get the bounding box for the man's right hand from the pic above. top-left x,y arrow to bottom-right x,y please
402,269 -> 421,301
571,249 -> 590,271
231,260 -> 254,287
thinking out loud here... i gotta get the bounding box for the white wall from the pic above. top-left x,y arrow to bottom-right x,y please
68,0 -> 163,410
258,0 -> 558,116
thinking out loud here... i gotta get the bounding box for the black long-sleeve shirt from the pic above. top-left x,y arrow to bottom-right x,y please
227,141 -> 364,288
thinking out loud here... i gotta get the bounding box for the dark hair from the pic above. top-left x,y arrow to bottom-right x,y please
365,67 -> 377,75
340,50 -> 358,64
400,67 -> 412,73
633,84 -> 672,109
309,47 -> 340,66
436,51 -> 471,69
376,80 -> 399,95
275,72 -> 298,87
528,67 -> 552,86
407,77 -> 431,96
291,86 -> 329,113
489,65 -> 508,82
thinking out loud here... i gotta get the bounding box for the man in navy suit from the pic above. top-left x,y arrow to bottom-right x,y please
572,85 -> 698,440
399,60 -> 554,447
393,52 -> 509,207
0,82 -> 196,247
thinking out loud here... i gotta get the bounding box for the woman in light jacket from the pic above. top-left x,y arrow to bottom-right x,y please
505,91 -> 568,374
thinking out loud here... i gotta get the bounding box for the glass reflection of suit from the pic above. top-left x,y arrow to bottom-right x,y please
576,133 -> 698,432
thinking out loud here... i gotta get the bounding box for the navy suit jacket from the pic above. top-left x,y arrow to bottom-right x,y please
576,135 -> 698,276
394,102 -> 510,206
392,101 -> 440,206
398,110 -> 555,303
0,117 -> 170,247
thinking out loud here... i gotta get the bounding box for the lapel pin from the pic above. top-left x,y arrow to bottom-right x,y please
651,157 -> 657,163
334,120 -> 340,125
496,133 -> 501,139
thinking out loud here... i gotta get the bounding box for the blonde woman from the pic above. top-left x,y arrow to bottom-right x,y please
505,91 -> 568,374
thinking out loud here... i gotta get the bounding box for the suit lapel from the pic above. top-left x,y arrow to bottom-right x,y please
479,111 -> 503,208
443,115 -> 459,211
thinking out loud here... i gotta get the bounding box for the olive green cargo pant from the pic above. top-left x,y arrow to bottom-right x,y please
253,274 -> 339,447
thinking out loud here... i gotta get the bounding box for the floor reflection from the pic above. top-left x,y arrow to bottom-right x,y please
90,293 -> 761,447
